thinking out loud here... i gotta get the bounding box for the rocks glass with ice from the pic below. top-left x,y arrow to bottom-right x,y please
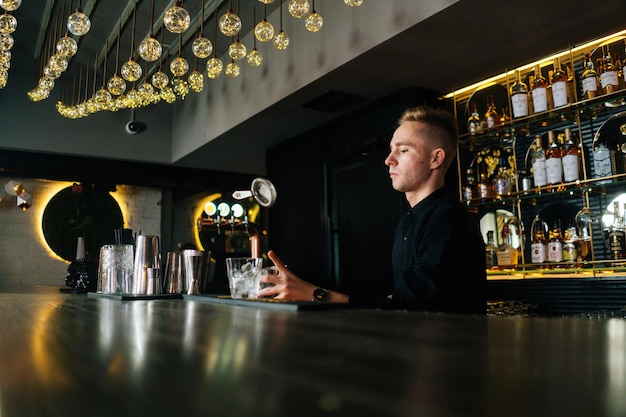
225,257 -> 263,299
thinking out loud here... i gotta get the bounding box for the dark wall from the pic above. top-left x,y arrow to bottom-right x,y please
266,88 -> 448,294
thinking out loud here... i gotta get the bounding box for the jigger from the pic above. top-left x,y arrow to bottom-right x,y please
182,249 -> 211,295
163,252 -> 184,294
133,235 -> 161,294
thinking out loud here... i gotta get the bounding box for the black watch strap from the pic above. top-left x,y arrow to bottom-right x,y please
312,287 -> 329,302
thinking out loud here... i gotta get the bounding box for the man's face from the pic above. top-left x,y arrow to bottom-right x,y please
384,121 -> 432,193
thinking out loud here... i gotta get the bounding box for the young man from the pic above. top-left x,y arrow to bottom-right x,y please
258,106 -> 486,314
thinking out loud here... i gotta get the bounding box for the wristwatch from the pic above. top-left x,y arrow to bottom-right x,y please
312,287 -> 330,302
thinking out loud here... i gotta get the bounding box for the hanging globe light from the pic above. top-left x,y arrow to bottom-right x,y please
288,0 -> 310,18
0,59 -> 8,70
164,2 -> 190,34
138,82 -> 154,105
56,35 -> 78,58
305,10 -> 323,32
0,13 -> 17,34
161,86 -> 176,103
272,31 -> 289,50
126,88 -> 142,109
188,70 -> 204,93
0,33 -> 13,49
94,88 -> 112,111
48,54 -> 68,73
254,19 -> 274,42
247,48 -> 263,67
172,77 -> 189,98
228,40 -> 247,61
344,0 -> 363,6
170,56 -> 189,77
107,75 -> 126,96
206,57 -> 223,79
44,65 -> 61,79
225,60 -> 240,78
138,36 -> 162,62
0,48 -> 9,63
38,75 -> 54,91
219,9 -> 241,37
151,70 -> 169,89
258,0 -> 275,3
121,59 -> 142,82
67,9 -> 91,36
0,0 -> 22,12
192,36 -> 213,59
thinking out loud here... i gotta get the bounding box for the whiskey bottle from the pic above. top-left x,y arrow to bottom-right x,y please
607,201 -> 626,259
496,223 -> 519,268
561,128 -> 580,182
531,135 -> 548,188
467,101 -> 482,135
500,103 -> 511,124
510,69 -> 529,118
592,133 -> 617,183
463,168 -> 476,202
548,219 -> 564,263
530,215 -> 549,264
484,94 -> 499,129
485,230 -> 497,269
615,52 -> 625,90
562,223 -> 579,266
531,64 -> 548,113
600,44 -> 620,95
478,168 -> 494,202
581,52 -> 598,99
551,57 -> 569,108
545,131 -> 563,185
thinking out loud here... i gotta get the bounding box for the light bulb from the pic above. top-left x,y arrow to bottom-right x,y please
0,13 -> 17,34
38,76 -> 54,91
172,78 -> 189,98
107,75 -> 126,96
206,57 -> 223,79
288,0 -> 310,18
138,82 -> 154,105
121,59 -> 142,82
192,36 -> 213,59
138,36 -> 162,62
0,0 -> 21,12
272,31 -> 289,50
344,0 -> 363,6
225,61 -> 240,78
67,9 -> 91,36
56,36 -> 78,58
0,33 -> 13,49
151,71 -> 169,89
228,40 -> 247,61
48,54 -> 68,73
170,56 -> 189,77
305,11 -> 323,32
247,49 -> 263,67
254,19 -> 274,42
219,9 -> 241,37
44,65 -> 61,79
161,86 -> 176,103
188,70 -> 204,92
126,88 -> 142,109
164,3 -> 190,34
94,88 -> 112,110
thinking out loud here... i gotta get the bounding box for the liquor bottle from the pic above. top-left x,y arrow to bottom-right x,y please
531,135 -> 548,188
581,52 -> 599,99
600,44 -> 620,95
592,132 -> 617,183
596,58 -> 605,96
484,94 -> 499,129
510,69 -> 529,118
477,166 -> 494,202
496,223 -> 519,267
485,230 -> 497,269
561,128 -> 580,182
499,104 -> 511,124
493,166 -> 511,197
551,57 -> 569,108
530,215 -> 549,264
547,219 -> 564,263
545,131 -> 563,185
562,222 -> 579,266
467,101 -> 482,135
531,64 -> 548,113
615,52 -> 625,90
566,63 -> 577,104
463,168 -> 476,202
607,201 -> 626,259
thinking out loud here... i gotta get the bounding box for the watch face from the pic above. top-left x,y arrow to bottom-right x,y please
313,287 -> 329,302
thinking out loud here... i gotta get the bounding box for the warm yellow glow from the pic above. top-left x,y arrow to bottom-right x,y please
445,29 -> 626,100
109,187 -> 132,228
31,300 -> 71,386
194,193 -> 222,250
35,180 -> 74,263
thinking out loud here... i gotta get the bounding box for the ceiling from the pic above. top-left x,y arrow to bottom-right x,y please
4,1 -> 626,175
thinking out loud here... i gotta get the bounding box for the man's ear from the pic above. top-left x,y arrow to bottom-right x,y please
430,148 -> 446,169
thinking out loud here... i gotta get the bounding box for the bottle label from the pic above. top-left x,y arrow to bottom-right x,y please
496,250 -> 513,266
494,178 -> 506,196
486,116 -> 496,129
511,93 -> 529,118
552,81 -> 568,107
593,147 -> 614,178
548,241 -> 563,262
562,154 -> 580,182
531,242 -> 547,263
601,70 -> 619,89
582,76 -> 598,94
609,231 -> 626,258
532,159 -> 548,187
532,87 -> 548,112
545,157 -> 563,184
563,242 -> 578,262
463,186 -> 474,201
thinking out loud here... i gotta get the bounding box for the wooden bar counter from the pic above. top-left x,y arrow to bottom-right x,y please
1,287 -> 625,417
